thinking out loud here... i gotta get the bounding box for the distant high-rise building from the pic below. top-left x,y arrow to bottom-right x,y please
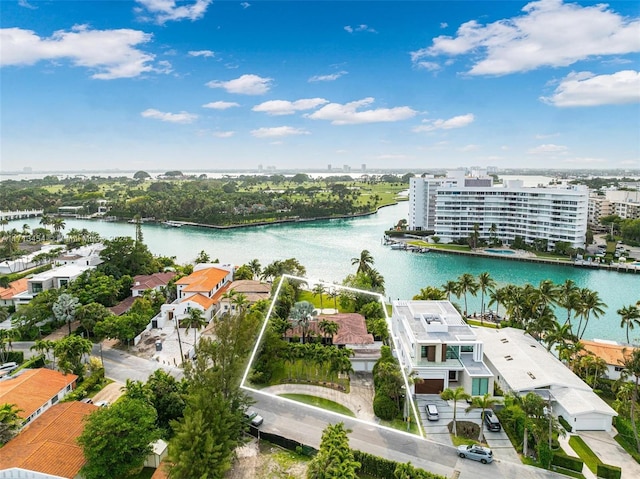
343,165 -> 351,172
327,164 -> 332,171
361,164 -> 367,172
258,164 -> 263,173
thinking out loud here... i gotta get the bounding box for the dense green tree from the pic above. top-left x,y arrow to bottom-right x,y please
78,398 -> 160,479
52,293 -> 80,336
413,286 -> 446,300
618,348 -> 640,452
53,335 -> 92,377
307,423 -> 360,479
0,403 -> 23,445
99,236 -> 159,278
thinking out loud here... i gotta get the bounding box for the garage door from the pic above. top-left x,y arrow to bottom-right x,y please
574,415 -> 609,431
415,379 -> 444,394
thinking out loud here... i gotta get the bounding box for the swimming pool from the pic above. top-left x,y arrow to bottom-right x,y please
484,249 -> 516,255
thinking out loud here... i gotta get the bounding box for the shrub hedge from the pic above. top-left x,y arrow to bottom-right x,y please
2,351 -> 24,364
353,450 -> 446,479
373,393 -> 399,420
596,463 -> 621,479
558,415 -> 573,432
552,452 -> 583,472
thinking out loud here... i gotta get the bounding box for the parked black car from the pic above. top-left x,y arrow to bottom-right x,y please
484,410 -> 501,431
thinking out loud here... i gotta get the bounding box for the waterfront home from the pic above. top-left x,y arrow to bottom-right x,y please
0,368 -> 78,427
54,243 -> 104,267
391,300 -> 493,395
579,339 -> 637,382
0,401 -> 96,479
12,263 -> 95,305
474,327 -> 617,431
217,279 -> 271,315
0,244 -> 62,275
131,271 -> 176,297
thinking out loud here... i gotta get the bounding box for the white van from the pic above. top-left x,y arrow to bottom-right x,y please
426,403 -> 439,421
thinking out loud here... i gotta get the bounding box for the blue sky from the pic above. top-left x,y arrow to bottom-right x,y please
1,0 -> 639,172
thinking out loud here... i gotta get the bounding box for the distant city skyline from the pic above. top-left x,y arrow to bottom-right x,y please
1,0 -> 639,171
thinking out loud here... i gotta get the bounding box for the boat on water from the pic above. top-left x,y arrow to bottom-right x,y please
163,221 -> 182,228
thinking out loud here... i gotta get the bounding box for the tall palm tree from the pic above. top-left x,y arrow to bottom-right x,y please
558,279 -> 579,328
351,249 -> 374,275
466,393 -> 501,443
182,308 -> 207,355
441,280 -> 459,302
290,301 -> 315,344
575,288 -> 607,340
457,273 -> 478,316
328,287 -> 339,311
0,219 -> 8,232
51,217 -> 66,240
477,272 -> 496,319
312,283 -> 326,310
441,386 -> 471,436
488,286 -> 508,319
318,319 -> 339,345
543,322 -> 576,353
618,304 -> 640,345
247,258 -> 261,280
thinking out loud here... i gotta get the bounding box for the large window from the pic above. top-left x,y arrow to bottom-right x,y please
446,346 -> 459,359
472,378 -> 489,396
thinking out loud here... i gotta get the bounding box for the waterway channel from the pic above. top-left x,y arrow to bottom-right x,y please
9,203 -> 640,344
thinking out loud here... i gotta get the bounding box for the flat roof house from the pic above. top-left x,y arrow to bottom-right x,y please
391,300 -> 493,396
474,327 -> 617,431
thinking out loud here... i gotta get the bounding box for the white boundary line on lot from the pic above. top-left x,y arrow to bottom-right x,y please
240,274 -> 425,439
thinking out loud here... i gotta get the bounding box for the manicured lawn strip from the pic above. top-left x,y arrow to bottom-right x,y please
568,435 -> 602,473
550,465 -> 586,479
465,319 -> 499,328
297,290 -> 339,312
379,416 -> 421,435
531,251 -> 573,261
278,393 -> 355,417
407,241 -> 471,252
450,435 -> 480,447
614,434 -> 640,464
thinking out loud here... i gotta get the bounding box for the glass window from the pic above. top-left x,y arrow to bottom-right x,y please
472,378 -> 489,396
461,345 -> 474,353
446,346 -> 459,359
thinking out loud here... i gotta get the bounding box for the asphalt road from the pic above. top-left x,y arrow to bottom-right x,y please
248,389 -> 565,479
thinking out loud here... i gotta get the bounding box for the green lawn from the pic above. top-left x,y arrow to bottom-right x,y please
568,435 -> 602,473
126,467 -> 156,479
278,393 -> 355,417
407,241 -> 471,252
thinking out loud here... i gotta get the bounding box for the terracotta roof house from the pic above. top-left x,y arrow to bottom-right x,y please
0,368 -> 78,426
0,277 -> 28,307
108,295 -> 137,316
0,401 -> 96,479
132,272 -> 176,297
217,280 -> 271,316
580,339 -> 637,381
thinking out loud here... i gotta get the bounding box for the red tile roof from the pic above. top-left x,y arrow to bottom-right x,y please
0,277 -> 28,300
0,402 -> 96,478
108,295 -> 137,316
285,313 -> 374,345
0,368 -> 78,419
580,340 -> 636,366
176,267 -> 230,293
132,272 -> 176,292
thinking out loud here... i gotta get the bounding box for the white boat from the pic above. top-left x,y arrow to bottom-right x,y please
163,221 -> 182,228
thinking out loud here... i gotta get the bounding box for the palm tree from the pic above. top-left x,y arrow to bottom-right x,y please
465,393 -> 501,443
543,322 -> 576,353
351,249 -> 374,275
328,287 -> 339,311
477,272 -> 496,319
312,283 -> 326,311
290,301 -> 315,344
51,217 -> 66,240
533,279 -> 559,311
441,386 -> 471,436
0,403 -> 23,445
182,308 -> 207,355
618,304 -> 640,345
488,286 -> 508,319
457,273 -> 478,316
247,258 -> 261,280
0,218 -> 8,232
558,279 -> 579,329
575,288 -> 607,339
413,286 -> 446,300
618,348 -> 640,453
441,280 -> 459,302
318,319 -> 339,345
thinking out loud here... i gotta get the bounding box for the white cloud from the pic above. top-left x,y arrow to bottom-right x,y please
344,24 -> 377,34
141,108 -> 197,123
206,74 -> 272,95
413,113 -> 475,132
528,144 -> 568,154
411,0 -> 640,75
541,70 -> 640,106
307,98 -> 416,125
308,71 -> 348,82
18,0 -> 37,9
440,22 -> 448,29
414,61 -> 440,72
240,2 -> 251,9
213,131 -> 235,138
0,26 -> 156,80
252,98 -> 328,116
188,50 -> 214,58
202,101 -> 240,110
136,0 -> 212,24
251,126 -> 310,138
156,60 -> 173,74
459,144 -> 479,152
535,133 -> 560,139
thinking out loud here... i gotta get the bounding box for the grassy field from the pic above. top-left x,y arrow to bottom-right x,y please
278,393 -> 355,417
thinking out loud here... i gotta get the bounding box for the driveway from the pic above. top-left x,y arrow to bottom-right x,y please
577,430 -> 640,479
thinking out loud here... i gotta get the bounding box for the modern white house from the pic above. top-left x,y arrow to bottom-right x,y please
12,263 -> 95,305
391,300 -> 493,396
408,171 -> 589,250
474,327 -> 617,431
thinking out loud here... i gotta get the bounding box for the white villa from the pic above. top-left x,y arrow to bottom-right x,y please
391,300 -> 493,396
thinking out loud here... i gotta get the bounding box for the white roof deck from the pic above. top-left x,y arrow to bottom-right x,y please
393,300 -> 477,343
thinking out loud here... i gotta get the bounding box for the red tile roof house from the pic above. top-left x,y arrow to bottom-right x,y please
0,401 -> 96,479
0,277 -> 28,307
0,368 -> 78,427
284,313 -> 381,372
131,272 -> 176,297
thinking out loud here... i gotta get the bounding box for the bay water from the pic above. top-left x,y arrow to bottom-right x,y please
9,203 -> 640,344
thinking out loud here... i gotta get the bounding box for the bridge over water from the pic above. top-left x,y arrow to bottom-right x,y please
0,209 -> 43,220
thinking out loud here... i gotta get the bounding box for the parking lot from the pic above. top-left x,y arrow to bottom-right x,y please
416,395 -> 521,463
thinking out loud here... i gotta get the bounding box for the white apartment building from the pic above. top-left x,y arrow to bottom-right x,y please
409,172 -> 589,250
391,300 -> 493,396
587,189 -> 640,226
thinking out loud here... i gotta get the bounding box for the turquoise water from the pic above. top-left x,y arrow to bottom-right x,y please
9,203 -> 640,344
485,249 -> 516,255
